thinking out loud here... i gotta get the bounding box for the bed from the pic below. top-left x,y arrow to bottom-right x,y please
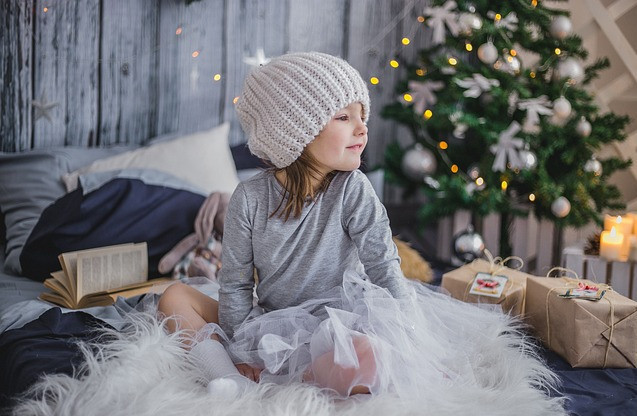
0,123 -> 635,416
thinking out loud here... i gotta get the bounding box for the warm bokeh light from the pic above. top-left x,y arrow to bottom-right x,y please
451,164 -> 459,173
529,193 -> 536,202
390,60 -> 399,68
176,27 -> 182,35
555,48 -> 561,55
417,16 -> 425,23
439,141 -> 448,150
416,69 -> 425,76
530,71 -> 536,78
448,57 -> 458,65
495,13 -> 502,20
501,180 -> 508,191
370,77 -> 379,85
476,177 -> 484,186
424,109 -> 433,119
192,51 -> 200,58
233,96 -> 239,104
213,74 -> 221,81
465,43 -> 473,52
402,37 -> 410,45
403,93 -> 413,102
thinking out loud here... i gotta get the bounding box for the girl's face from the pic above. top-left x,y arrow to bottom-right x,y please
306,102 -> 368,177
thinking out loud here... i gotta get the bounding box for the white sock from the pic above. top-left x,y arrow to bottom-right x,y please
189,338 -> 255,395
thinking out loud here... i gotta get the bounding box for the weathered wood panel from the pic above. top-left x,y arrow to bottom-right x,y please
225,0 -> 288,146
288,0 -> 346,55
100,0 -> 159,146
0,0 -> 33,152
33,0 -> 100,147
157,0 -> 225,137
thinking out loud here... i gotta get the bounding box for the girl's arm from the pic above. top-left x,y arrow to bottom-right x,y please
218,184 -> 256,338
342,171 -> 409,298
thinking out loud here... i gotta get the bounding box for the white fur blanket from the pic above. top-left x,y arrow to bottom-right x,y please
10,312 -> 567,416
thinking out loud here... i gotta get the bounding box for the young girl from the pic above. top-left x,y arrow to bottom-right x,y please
159,52 -> 560,403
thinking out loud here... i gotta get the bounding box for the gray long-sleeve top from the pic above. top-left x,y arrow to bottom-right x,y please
217,169 -> 408,337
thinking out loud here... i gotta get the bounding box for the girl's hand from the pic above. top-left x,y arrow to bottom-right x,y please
235,363 -> 262,382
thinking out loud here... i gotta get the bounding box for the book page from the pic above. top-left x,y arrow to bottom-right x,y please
58,252 -> 78,301
75,243 -> 148,300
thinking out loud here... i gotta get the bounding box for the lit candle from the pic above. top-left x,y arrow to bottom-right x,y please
604,215 -> 632,258
600,226 -> 624,261
629,236 -> 637,262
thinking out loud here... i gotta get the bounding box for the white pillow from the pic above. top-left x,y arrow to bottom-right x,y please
63,123 -> 239,195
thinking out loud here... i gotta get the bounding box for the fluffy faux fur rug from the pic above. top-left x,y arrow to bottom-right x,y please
11,313 -> 566,416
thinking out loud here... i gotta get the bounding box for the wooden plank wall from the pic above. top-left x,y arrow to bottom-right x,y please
0,0 -> 430,169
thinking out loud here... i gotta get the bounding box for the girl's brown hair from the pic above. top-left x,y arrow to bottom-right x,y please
270,149 -> 335,221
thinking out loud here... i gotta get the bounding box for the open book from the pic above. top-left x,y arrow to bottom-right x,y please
40,242 -> 173,309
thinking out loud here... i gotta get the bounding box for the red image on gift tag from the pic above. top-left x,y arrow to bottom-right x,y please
469,272 -> 509,298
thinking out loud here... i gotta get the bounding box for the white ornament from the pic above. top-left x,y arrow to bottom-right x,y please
402,144 -> 437,180
584,157 -> 602,176
243,48 -> 271,67
553,96 -> 572,119
519,147 -> 537,170
454,74 -> 500,98
490,121 -> 524,172
449,111 -> 468,139
458,12 -> 482,34
550,16 -> 573,40
404,80 -> 444,114
488,11 -> 519,32
551,196 -> 571,218
556,58 -> 584,84
477,42 -> 498,64
576,117 -> 592,137
424,1 -> 460,45
517,95 -> 553,133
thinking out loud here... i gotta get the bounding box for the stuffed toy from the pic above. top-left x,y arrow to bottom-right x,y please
158,192 -> 230,280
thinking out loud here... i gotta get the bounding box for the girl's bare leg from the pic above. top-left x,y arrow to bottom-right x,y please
157,282 -> 219,344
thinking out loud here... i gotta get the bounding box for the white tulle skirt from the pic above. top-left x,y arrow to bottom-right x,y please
199,270 -> 556,399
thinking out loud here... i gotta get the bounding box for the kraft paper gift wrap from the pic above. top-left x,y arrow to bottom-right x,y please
525,276 -> 637,368
441,258 -> 530,316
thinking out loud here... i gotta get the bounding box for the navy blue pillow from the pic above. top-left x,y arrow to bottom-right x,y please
20,178 -> 205,281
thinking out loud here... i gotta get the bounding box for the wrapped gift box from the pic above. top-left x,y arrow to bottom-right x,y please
525,276 -> 637,368
441,259 -> 530,316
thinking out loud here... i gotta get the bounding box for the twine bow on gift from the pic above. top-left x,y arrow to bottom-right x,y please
462,249 -> 525,305
544,267 -> 616,368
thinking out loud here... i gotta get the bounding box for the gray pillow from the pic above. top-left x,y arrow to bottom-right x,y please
0,146 -> 134,274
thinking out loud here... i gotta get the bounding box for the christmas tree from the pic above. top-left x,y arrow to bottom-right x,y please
382,0 -> 631,259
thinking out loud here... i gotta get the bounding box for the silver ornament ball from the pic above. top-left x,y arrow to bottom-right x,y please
550,16 -> 573,40
477,42 -> 498,64
468,164 -> 480,180
584,158 -> 602,176
551,196 -> 571,218
557,58 -> 584,84
519,149 -> 537,170
453,225 -> 486,263
576,117 -> 592,137
553,96 -> 572,119
402,144 -> 437,180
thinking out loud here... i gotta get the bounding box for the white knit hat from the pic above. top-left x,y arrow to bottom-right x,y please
236,52 -> 370,168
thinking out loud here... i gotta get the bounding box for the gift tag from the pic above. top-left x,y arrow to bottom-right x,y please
560,288 -> 607,301
469,272 -> 509,298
